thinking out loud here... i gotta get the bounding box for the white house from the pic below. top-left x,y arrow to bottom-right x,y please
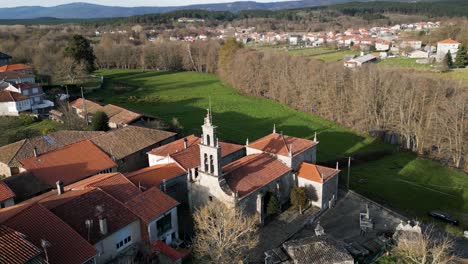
297,163 -> 339,210
344,54 -> 377,68
409,50 -> 429,59
400,40 -> 422,50
0,90 -> 32,116
437,39 -> 460,61
375,40 -> 390,51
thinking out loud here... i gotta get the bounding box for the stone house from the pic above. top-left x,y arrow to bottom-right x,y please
297,163 -> 340,210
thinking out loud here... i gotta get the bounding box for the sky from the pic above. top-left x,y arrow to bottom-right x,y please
0,0 -> 288,8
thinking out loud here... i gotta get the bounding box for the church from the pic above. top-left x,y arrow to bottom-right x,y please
147,109 -> 340,223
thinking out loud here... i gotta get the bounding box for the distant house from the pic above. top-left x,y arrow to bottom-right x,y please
344,54 -> 377,68
0,90 -> 32,116
0,181 -> 15,208
400,40 -> 422,51
289,35 -> 302,45
375,40 -> 390,51
0,71 -> 35,84
0,52 -> 11,66
297,163 -> 339,210
70,98 -> 148,128
0,130 -> 104,177
409,50 -> 429,59
19,140 -> 117,186
91,126 -> 177,172
437,38 -> 460,61
8,82 -> 53,112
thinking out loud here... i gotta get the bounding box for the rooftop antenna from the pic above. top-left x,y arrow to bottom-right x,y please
41,239 -> 51,263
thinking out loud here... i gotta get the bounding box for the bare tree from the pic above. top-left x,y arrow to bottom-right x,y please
193,201 -> 259,264
392,227 -> 456,264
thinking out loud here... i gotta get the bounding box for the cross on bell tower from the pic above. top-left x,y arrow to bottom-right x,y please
199,108 -> 222,176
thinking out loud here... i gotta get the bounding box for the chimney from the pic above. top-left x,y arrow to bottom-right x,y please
33,147 -> 38,157
56,181 -> 64,195
183,137 -> 188,149
99,217 -> 108,235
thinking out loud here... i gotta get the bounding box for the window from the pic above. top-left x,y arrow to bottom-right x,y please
32,88 -> 39,94
23,90 -> 29,96
34,97 -> 40,103
157,214 -> 172,235
206,134 -> 211,146
204,153 -> 208,172
0,202 -> 5,209
194,168 -> 199,178
115,235 -> 132,251
209,155 -> 214,173
209,196 -> 213,202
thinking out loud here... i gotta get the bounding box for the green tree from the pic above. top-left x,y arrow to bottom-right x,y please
446,50 -> 453,67
91,111 -> 109,131
266,193 -> 280,216
290,187 -> 308,214
64,35 -> 96,73
454,45 -> 467,68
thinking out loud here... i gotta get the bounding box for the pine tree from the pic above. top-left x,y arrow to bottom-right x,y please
446,50 -> 453,68
454,45 -> 467,68
266,194 -> 280,216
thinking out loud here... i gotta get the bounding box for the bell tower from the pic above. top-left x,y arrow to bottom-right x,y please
199,109 -> 222,176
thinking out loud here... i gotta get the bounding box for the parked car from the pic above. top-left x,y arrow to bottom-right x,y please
428,211 -> 459,225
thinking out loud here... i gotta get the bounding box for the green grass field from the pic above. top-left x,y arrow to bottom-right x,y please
0,116 -> 64,147
378,57 -> 434,70
92,69 -> 467,234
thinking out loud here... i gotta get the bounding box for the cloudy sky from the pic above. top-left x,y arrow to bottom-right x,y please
0,0 -> 288,8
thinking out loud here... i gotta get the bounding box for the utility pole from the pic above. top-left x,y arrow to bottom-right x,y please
81,86 -> 88,125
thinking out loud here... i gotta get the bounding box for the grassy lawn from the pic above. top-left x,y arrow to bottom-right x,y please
91,69 -> 467,234
0,116 -> 64,147
350,152 -> 468,234
378,57 -> 434,70
287,47 -> 334,56
92,69 -> 390,162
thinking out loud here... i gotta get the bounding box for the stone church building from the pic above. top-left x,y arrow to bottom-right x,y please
147,110 -> 340,223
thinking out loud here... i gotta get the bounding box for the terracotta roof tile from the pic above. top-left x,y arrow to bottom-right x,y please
101,104 -> 142,126
69,98 -> 103,114
2,172 -> 51,203
125,187 -> 179,224
50,188 -> 138,245
92,126 -> 176,160
297,162 -> 339,184
223,153 -> 291,198
149,135 -> 243,170
0,225 -> 42,264
0,64 -> 33,73
0,130 -> 104,167
0,181 -> 15,202
438,39 -> 460,44
0,90 -> 29,102
248,133 -> 317,156
125,163 -> 186,190
0,71 -> 33,80
66,172 -> 141,203
152,240 -> 189,262
20,140 -> 116,186
2,203 -> 97,264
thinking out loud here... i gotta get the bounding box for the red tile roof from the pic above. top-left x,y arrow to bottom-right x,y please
20,140 -> 117,186
2,203 -> 97,264
152,240 -> 189,262
13,82 -> 39,89
0,64 -> 33,73
0,181 -> 15,202
125,163 -> 186,190
0,225 -> 42,264
0,90 -> 29,102
50,189 -> 138,245
125,187 -> 179,224
223,153 -> 291,198
148,135 -> 243,170
248,133 -> 317,156
297,162 -> 339,184
438,39 -> 460,44
66,173 -> 141,203
101,104 -> 142,126
70,98 -> 103,114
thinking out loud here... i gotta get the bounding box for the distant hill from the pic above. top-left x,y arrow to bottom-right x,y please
0,0 -> 404,19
